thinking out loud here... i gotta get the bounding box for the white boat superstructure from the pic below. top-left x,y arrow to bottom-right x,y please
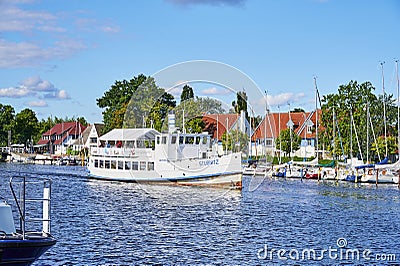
88,128 -> 242,189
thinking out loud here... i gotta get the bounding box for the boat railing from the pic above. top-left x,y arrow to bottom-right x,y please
91,147 -> 152,157
9,176 -> 52,240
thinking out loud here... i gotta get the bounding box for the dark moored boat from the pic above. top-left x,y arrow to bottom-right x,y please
0,176 -> 56,265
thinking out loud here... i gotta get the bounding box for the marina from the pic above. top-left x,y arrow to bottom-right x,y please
0,163 -> 399,264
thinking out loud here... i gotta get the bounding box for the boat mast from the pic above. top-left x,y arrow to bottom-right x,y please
350,108 -> 353,161
396,59 -> 400,161
288,102 -> 292,158
264,91 -> 267,160
381,61 -> 388,157
314,76 -> 318,160
333,107 -> 335,161
366,101 -> 369,163
278,105 -> 281,164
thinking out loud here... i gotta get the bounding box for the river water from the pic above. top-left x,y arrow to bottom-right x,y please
1,163 -> 400,265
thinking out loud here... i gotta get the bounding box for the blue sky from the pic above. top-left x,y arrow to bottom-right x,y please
1,0 -> 399,123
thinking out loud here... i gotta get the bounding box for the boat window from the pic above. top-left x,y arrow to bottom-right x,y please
140,161 -> 146,171
148,162 -> 154,171
137,140 -> 145,148
105,160 -> 110,169
202,152 -> 207,159
202,137 -> 207,145
185,136 -> 194,144
111,160 -> 116,169
132,161 -> 138,171
125,161 -> 131,170
99,160 -> 104,168
179,136 -> 184,144
195,137 -> 201,144
162,136 -> 167,144
171,136 -> 177,144
94,159 -> 98,168
118,161 -> 124,170
126,141 -> 135,148
156,136 -> 160,145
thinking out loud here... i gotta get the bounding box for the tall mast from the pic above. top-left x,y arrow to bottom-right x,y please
288,102 -> 292,158
396,59 -> 400,161
333,107 -> 335,161
314,76 -> 318,160
264,91 -> 268,159
278,105 -> 281,164
381,61 -> 388,157
366,101 -> 370,163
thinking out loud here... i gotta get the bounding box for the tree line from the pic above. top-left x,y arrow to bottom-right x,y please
0,104 -> 87,147
95,74 -> 400,162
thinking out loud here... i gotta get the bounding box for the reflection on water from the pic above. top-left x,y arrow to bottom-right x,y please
1,163 -> 400,265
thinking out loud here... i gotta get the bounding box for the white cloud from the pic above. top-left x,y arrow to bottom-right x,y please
0,1 -> 117,68
264,92 -> 306,107
0,87 -> 34,98
28,100 -> 48,107
57,90 -> 70,99
0,38 -> 86,68
0,5 -> 57,32
0,76 -> 70,101
21,76 -> 55,92
201,87 -> 230,95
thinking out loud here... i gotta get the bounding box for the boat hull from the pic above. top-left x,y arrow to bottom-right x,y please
88,170 -> 242,189
0,236 -> 56,266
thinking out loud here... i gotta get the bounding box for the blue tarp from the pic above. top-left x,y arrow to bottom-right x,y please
376,157 -> 389,165
354,157 -> 388,170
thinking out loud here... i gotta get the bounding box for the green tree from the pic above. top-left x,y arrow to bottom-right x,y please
370,136 -> 397,162
13,108 -> 38,144
0,104 -> 15,146
123,77 -> 176,132
174,96 -> 225,133
275,128 -> 301,158
320,80 -> 397,161
180,85 -> 194,102
221,129 -> 249,153
97,74 -> 147,133
231,90 -> 248,117
97,74 -> 175,133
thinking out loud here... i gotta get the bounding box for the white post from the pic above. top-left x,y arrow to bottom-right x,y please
42,187 -> 50,234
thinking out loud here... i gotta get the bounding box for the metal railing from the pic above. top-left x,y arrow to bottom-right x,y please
9,176 -> 52,239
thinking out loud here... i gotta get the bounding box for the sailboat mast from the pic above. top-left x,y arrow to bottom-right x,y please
288,103 -> 292,158
333,108 -> 335,161
396,59 -> 400,160
278,105 -> 281,164
366,101 -> 370,163
381,61 -> 388,157
314,76 -> 318,160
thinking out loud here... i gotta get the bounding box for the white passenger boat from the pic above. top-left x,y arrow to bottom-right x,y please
88,127 -> 242,189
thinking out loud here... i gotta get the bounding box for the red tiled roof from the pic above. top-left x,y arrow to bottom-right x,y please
252,109 -> 322,141
202,114 -> 239,140
38,122 -> 87,145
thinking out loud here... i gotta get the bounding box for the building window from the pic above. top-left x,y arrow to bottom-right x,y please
140,161 -> 146,171
132,161 -> 138,171
307,125 -> 313,134
90,137 -> 97,143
